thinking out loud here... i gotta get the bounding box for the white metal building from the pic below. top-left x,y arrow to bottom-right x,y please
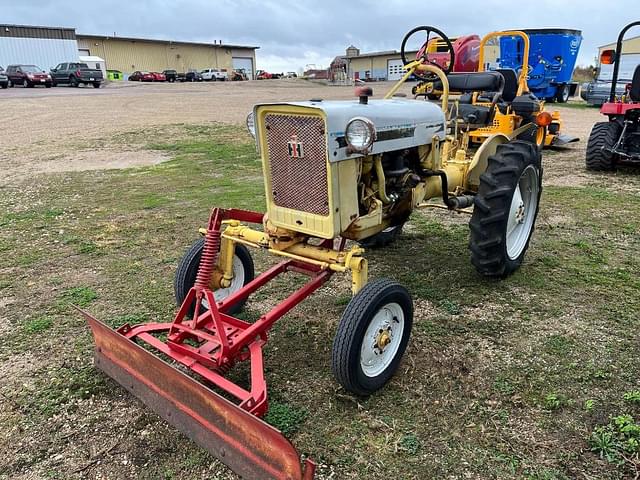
0,24 -> 79,70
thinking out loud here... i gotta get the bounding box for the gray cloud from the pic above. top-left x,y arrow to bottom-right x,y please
1,0 -> 638,71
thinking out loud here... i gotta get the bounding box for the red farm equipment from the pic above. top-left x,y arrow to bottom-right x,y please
586,20 -> 640,170
410,33 -> 480,97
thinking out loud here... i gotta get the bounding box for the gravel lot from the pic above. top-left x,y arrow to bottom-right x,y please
0,79 -> 601,186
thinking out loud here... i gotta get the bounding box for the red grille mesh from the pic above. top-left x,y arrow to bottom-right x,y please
265,114 -> 329,216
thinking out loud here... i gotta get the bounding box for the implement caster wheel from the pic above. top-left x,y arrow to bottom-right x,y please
174,238 -> 255,315
331,279 -> 413,396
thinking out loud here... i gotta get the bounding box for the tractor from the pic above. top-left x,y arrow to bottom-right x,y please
406,28 -> 578,148
80,26 -> 548,480
585,21 -> 640,170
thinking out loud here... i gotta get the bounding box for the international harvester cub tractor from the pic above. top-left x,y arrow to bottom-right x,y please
586,20 -> 640,170
80,26 -> 547,480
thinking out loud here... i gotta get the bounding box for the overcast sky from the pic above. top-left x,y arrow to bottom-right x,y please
1,0 -> 639,72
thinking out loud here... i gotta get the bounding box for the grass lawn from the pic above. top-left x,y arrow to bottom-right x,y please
1,123 -> 639,479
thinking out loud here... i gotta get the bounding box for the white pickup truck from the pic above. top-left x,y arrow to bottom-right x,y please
200,68 -> 228,81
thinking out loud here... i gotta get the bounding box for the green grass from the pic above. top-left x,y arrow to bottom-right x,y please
1,122 -> 640,479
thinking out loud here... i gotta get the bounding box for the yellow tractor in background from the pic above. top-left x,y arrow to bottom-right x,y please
81,25 -> 549,480
407,29 -> 578,148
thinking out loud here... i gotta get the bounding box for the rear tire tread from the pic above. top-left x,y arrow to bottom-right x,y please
469,141 -> 542,277
585,122 -> 620,171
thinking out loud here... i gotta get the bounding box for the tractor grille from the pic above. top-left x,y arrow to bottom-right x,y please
264,113 -> 329,216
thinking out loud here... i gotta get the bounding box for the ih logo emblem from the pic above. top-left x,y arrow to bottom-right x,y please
287,135 -> 304,158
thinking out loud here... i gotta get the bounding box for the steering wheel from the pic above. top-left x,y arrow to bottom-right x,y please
400,26 -> 455,81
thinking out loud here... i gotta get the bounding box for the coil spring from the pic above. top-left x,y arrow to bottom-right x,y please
194,228 -> 220,290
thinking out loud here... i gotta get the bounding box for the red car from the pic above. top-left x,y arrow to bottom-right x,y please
150,72 -> 166,82
129,71 -> 154,82
5,64 -> 52,88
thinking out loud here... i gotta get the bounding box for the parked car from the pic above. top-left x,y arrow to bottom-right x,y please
180,69 -> 203,82
5,64 -> 52,88
50,62 -> 103,88
162,69 -> 178,82
150,72 -> 166,82
201,68 -> 228,81
129,71 -> 155,82
286,71 -> 298,78
583,53 -> 640,105
582,80 -> 627,106
0,66 -> 8,89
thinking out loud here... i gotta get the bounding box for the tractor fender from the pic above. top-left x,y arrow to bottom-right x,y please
466,133 -> 510,190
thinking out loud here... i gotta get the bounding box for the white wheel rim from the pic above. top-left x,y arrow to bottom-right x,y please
506,165 -> 539,260
359,302 -> 405,378
201,255 -> 245,308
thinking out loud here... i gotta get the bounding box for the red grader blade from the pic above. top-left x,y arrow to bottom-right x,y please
80,208 -> 321,480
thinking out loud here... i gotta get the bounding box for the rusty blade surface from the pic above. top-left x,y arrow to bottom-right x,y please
80,309 -> 308,480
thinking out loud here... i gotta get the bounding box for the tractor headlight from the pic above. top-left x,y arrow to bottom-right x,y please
345,117 -> 375,152
246,112 -> 256,138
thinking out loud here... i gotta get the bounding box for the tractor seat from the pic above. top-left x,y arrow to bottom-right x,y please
630,65 -> 640,102
444,72 -> 505,94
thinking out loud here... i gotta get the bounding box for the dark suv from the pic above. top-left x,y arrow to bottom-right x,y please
162,69 -> 178,82
5,64 -> 52,88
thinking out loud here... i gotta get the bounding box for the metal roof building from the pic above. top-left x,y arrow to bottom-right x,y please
0,24 -> 259,80
0,24 -> 79,70
77,34 -> 259,79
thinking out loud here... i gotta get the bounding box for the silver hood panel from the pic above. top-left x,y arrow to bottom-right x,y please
255,98 -> 446,162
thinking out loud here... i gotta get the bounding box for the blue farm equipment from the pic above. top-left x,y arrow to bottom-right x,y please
498,29 -> 582,103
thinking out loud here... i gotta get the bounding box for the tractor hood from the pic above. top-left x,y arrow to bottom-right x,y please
255,98 -> 446,162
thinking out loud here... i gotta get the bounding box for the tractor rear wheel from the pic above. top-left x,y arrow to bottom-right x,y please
585,121 -> 620,171
174,238 -> 254,315
469,140 -> 542,277
332,279 -> 413,396
359,223 -> 404,249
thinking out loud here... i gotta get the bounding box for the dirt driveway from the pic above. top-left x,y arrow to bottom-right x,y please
0,79 -> 601,186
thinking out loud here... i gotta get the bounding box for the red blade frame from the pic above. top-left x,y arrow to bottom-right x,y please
82,310 -> 316,480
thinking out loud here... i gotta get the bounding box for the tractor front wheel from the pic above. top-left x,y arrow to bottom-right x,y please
174,238 -> 255,315
332,279 -> 413,396
469,140 -> 542,277
585,121 -> 620,171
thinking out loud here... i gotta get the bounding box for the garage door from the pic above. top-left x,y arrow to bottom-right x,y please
233,57 -> 254,79
387,59 -> 404,81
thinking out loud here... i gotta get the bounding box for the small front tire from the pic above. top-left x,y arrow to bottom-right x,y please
332,279 -> 413,396
174,238 -> 255,315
